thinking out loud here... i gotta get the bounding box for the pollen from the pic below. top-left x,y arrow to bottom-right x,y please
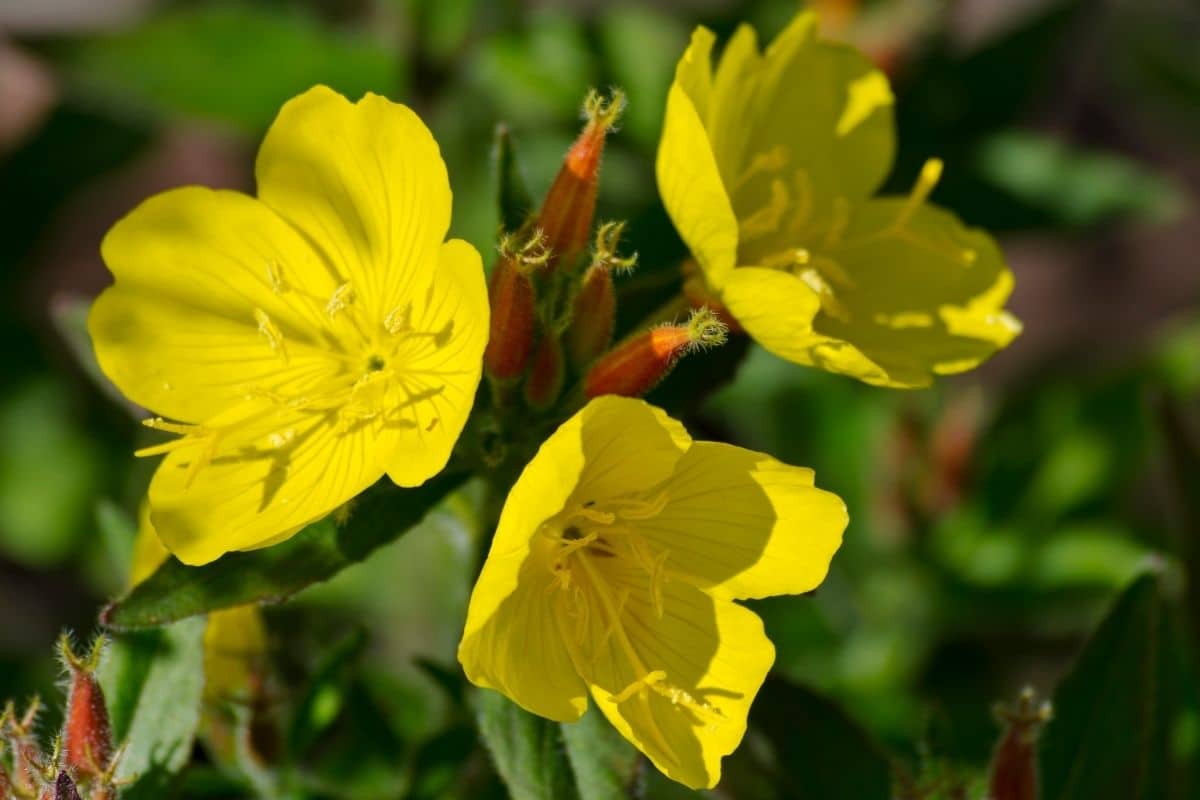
384,303 -> 413,335
326,282 -> 357,318
254,308 -> 289,364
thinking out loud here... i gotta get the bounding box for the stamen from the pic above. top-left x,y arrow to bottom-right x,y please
739,179 -> 789,240
823,197 -> 850,248
384,303 -> 413,335
326,283 -> 356,318
254,308 -> 289,364
896,158 -> 943,228
596,588 -> 630,652
649,681 -> 725,722
612,670 -> 668,704
266,260 -> 288,294
611,491 -> 669,521
798,268 -> 852,323
790,168 -> 814,233
732,146 -> 789,193
142,417 -> 202,436
267,429 -> 296,449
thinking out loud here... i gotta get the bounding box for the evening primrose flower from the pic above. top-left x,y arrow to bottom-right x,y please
458,396 -> 847,788
89,86 -> 488,565
657,11 -> 1020,388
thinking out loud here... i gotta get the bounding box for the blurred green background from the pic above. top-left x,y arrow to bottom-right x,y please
1,0 -> 1199,797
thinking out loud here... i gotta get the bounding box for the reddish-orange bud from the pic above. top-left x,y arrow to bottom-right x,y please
566,222 -> 635,369
59,636 -> 113,779
989,688 -> 1051,800
537,89 -> 625,271
567,264 -> 615,369
484,255 -> 537,381
584,308 -> 727,399
524,334 -> 565,410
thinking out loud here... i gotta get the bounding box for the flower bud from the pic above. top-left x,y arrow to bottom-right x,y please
537,88 -> 625,271
585,308 -> 727,399
566,221 -> 636,369
988,687 -> 1051,800
524,334 -> 565,410
59,635 -> 113,779
4,698 -> 46,797
485,255 -> 537,382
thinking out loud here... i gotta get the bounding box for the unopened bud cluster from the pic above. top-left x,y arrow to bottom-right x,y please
1,636 -> 120,800
484,88 -> 727,411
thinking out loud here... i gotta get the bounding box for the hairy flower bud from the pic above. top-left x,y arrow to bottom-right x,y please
59,636 -> 113,779
584,308 -> 727,399
989,687 -> 1051,800
566,222 -> 636,369
524,334 -> 565,410
485,254 -> 537,382
537,89 -> 625,271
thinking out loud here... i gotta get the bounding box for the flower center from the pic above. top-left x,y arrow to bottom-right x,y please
136,278 -> 459,486
540,492 -> 725,740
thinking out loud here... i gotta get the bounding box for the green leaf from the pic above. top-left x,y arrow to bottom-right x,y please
1040,572 -> 1200,800
975,130 -> 1186,228
493,123 -> 534,233
101,470 -> 467,630
747,677 -> 893,800
101,618 -> 207,788
68,3 -> 398,132
1157,397 -> 1200,637
561,706 -> 640,800
475,689 -> 578,800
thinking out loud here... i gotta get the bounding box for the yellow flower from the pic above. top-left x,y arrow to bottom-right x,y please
657,11 -> 1021,388
90,86 -> 488,565
458,396 -> 847,788
131,505 -> 266,704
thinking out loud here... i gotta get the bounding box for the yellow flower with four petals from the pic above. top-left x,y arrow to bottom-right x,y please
459,396 -> 847,788
89,86 -> 489,565
657,11 -> 1021,388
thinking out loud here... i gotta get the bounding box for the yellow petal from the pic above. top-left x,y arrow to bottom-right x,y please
147,398 -> 382,565
256,86 -> 452,324
572,396 -> 691,504
130,500 -> 170,587
639,442 -> 847,600
90,187 -> 343,423
737,11 -> 894,213
809,198 -> 1021,387
573,558 -> 774,790
674,26 -> 715,122
204,605 -> 267,703
380,239 -> 489,486
459,553 -> 589,722
657,83 -> 739,288
706,24 -> 764,182
720,266 -> 823,356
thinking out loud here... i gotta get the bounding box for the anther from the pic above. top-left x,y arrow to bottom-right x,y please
266,260 -> 288,294
326,283 -> 356,318
254,308 -> 289,364
384,302 -> 413,335
897,158 -> 943,228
